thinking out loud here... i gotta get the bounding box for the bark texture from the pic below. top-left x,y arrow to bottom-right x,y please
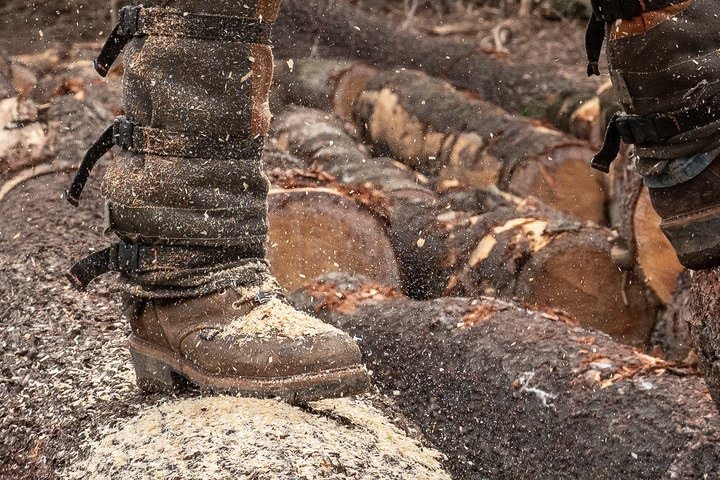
291,273 -> 719,480
690,267 -> 720,407
274,0 -> 594,127
274,60 -> 608,225
272,107 -> 658,344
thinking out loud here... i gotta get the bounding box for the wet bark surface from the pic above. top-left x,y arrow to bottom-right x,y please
292,273 -> 720,480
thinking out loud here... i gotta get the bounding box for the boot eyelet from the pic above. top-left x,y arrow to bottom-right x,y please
232,299 -> 245,310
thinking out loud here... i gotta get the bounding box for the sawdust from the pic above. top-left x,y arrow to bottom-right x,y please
220,296 -> 345,340
62,395 -> 450,480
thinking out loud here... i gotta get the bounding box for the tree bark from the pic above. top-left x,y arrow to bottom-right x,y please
689,267 -> 720,408
274,60 -> 609,225
272,107 -> 658,344
291,273 -> 718,480
274,0 -> 594,128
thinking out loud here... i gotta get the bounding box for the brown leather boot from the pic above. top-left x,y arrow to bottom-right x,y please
67,0 -> 371,401
128,283 -> 369,402
649,154 -> 720,271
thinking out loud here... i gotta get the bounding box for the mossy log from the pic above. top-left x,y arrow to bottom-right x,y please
291,273 -> 718,480
274,0 -> 594,128
272,107 -> 658,344
274,61 -> 608,225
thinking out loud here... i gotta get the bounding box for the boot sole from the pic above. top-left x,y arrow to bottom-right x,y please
127,335 -> 371,403
661,205 -> 720,270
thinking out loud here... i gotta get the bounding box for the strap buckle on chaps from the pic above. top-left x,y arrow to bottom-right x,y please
66,117 -> 263,207
591,95 -> 720,172
66,241 -> 257,291
94,5 -> 273,77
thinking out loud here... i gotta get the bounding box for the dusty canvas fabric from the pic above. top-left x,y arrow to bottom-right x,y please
606,0 -> 720,164
101,0 -> 279,298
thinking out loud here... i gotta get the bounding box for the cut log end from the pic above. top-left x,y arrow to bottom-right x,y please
508,145 -> 608,226
516,232 -> 658,345
633,187 -> 684,304
268,188 -> 400,292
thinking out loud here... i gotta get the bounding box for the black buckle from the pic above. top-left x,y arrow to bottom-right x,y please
94,5 -> 140,77
615,115 -> 661,146
113,116 -> 135,150
111,241 -> 141,273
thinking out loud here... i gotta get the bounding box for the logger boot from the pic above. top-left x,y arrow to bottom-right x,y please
128,282 -> 369,401
65,0 -> 370,400
647,153 -> 720,270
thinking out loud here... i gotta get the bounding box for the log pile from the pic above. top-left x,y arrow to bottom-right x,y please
291,273 -> 719,479
271,107 -> 658,344
274,60 -> 608,225
274,0 -> 595,129
4,5 -> 720,478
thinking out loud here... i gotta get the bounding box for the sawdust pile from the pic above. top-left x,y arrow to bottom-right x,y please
63,395 -> 450,480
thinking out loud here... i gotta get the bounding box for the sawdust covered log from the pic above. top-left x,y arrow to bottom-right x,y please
274,61 -> 608,225
0,147 -> 448,479
62,395 -> 450,480
608,154 -> 685,306
271,107 -> 658,344
273,0 -> 593,127
291,273 -> 719,480
689,267 -> 720,408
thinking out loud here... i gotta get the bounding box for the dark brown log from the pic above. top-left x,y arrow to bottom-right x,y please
689,267 -> 720,408
608,154 -> 685,305
272,107 -> 658,344
274,61 -> 608,225
290,273 -> 717,480
274,0 -> 594,128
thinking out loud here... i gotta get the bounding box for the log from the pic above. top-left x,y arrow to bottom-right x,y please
651,270 -> 694,362
64,395 -> 450,479
291,273 -> 719,480
0,143 -> 448,479
267,186 -> 402,292
689,267 -> 720,408
608,154 -> 685,305
274,0 -> 594,128
271,107 -> 658,344
274,61 -> 609,225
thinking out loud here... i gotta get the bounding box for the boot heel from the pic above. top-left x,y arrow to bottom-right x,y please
130,349 -> 185,393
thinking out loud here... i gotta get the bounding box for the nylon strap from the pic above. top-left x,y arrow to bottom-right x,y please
591,94 -> 720,172
67,241 -> 257,291
95,5 -> 272,77
66,117 -> 263,207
